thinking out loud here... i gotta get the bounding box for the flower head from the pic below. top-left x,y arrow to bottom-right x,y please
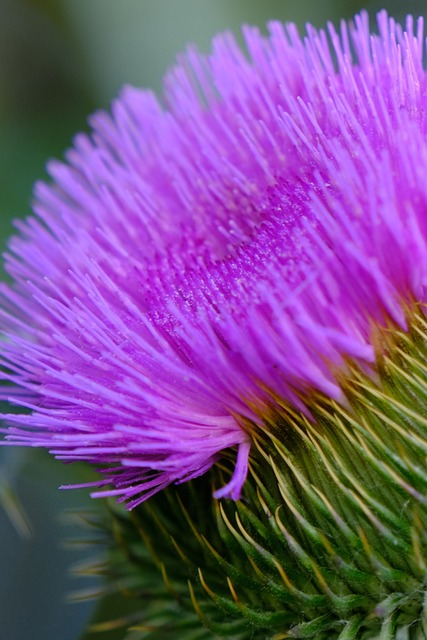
1,11 -> 427,507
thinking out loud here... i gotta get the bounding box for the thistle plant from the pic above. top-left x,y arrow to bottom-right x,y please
1,10 -> 427,639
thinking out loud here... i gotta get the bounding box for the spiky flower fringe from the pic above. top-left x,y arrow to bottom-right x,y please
76,309 -> 427,640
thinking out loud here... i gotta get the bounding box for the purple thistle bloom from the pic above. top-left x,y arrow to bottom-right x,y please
1,11 -> 426,508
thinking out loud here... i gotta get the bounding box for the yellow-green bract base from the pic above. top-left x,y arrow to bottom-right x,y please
79,310 -> 427,640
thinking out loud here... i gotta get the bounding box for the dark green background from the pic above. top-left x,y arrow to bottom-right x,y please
0,1 -> 425,639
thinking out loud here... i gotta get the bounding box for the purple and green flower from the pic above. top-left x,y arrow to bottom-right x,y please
1,11 -> 426,639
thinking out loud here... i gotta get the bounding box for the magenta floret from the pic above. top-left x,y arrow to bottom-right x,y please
2,12 -> 427,507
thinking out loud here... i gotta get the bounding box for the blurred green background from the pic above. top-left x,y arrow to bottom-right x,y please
0,1 -> 426,639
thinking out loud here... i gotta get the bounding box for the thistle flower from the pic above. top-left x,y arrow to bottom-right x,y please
2,10 -> 427,639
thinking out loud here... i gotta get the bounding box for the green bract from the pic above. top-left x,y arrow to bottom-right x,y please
80,308 -> 427,639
